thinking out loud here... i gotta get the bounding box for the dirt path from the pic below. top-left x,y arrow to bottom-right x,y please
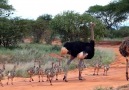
1,45 -> 129,90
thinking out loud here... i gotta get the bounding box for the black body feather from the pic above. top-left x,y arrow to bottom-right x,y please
63,40 -> 95,59
119,40 -> 129,57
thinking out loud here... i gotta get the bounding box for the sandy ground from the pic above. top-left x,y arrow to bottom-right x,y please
1,44 -> 129,90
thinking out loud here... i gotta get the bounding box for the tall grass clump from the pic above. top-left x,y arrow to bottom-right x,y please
102,38 -> 122,41
0,43 -> 61,63
116,84 -> 129,90
0,47 -> 15,62
12,48 -> 43,62
83,47 -> 115,67
94,86 -> 114,90
4,43 -> 61,63
19,43 -> 61,54
0,47 -> 13,55
15,55 -> 59,77
15,62 -> 36,77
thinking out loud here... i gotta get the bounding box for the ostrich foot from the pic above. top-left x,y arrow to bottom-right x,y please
63,76 -> 68,82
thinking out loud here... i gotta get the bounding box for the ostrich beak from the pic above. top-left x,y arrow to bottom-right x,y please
60,47 -> 68,56
77,52 -> 88,60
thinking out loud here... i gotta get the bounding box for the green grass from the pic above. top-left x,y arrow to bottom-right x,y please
0,43 -> 61,63
94,86 -> 114,90
93,84 -> 129,90
0,43 -> 116,78
84,47 -> 115,67
116,84 -> 129,90
95,47 -> 115,64
19,43 -> 61,54
101,38 -> 122,41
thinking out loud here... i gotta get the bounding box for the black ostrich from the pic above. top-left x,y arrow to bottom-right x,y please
119,37 -> 129,80
60,22 -> 95,82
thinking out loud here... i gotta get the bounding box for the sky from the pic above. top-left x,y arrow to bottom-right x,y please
8,0 -> 113,20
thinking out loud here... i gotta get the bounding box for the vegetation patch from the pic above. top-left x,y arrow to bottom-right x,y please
85,47 -> 115,67
0,44 -> 116,78
94,86 -> 114,90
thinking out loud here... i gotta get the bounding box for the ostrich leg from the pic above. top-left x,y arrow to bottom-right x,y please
78,60 -> 83,80
77,52 -> 88,80
126,57 -> 129,81
63,56 -> 74,82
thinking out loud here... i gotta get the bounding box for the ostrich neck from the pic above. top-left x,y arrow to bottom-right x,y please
90,25 -> 94,41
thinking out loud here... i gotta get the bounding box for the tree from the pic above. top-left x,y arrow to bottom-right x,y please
113,26 -> 129,38
37,14 -> 52,21
13,17 -> 34,40
31,14 -> 52,43
115,0 -> 129,14
0,0 -> 14,17
50,11 -> 106,42
86,3 -> 128,30
0,18 -> 24,47
0,0 -> 15,47
50,11 -> 81,42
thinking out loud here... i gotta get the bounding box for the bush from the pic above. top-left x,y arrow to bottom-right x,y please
109,26 -> 129,38
0,18 -> 24,47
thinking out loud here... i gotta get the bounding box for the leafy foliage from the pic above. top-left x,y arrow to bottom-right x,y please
115,0 -> 129,14
87,3 -> 128,30
50,11 -> 106,42
112,26 -> 129,38
0,0 -> 14,17
31,14 -> 52,43
0,18 -> 25,47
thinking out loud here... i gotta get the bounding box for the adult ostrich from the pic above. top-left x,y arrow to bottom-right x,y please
60,22 -> 95,82
119,37 -> 129,80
